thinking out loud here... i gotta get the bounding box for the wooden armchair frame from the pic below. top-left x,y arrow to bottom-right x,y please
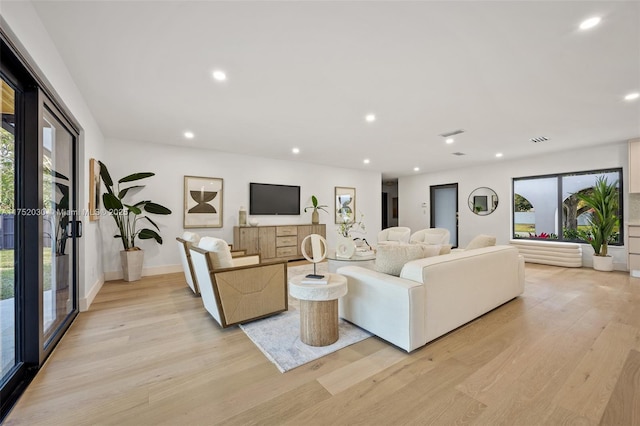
189,246 -> 288,328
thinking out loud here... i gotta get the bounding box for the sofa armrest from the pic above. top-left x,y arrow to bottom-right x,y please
337,266 -> 426,352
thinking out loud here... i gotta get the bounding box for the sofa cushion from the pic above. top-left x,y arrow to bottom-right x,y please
375,244 -> 440,276
466,234 -> 496,250
198,237 -> 233,269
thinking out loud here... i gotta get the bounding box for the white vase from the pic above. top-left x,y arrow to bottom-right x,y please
121,249 -> 144,281
336,235 -> 355,259
592,255 -> 613,272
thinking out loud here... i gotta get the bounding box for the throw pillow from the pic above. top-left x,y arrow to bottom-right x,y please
376,244 -> 437,276
198,237 -> 234,269
465,234 -> 496,250
439,244 -> 452,255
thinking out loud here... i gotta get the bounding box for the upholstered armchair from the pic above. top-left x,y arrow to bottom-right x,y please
377,227 -> 411,246
410,228 -> 451,246
178,233 -> 247,296
176,231 -> 201,295
189,237 -> 288,328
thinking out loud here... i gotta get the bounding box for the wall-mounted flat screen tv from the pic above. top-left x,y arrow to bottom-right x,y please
249,183 -> 300,215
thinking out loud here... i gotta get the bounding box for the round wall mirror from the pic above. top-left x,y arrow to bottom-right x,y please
468,187 -> 498,215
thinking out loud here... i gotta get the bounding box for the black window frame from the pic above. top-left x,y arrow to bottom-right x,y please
512,167 -> 624,245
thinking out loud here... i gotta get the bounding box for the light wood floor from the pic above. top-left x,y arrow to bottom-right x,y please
5,264 -> 640,425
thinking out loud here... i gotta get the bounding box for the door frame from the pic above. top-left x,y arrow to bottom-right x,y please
429,183 -> 459,247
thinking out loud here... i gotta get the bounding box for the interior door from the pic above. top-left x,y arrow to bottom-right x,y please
430,184 -> 458,247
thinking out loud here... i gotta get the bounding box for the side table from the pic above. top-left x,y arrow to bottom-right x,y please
288,273 -> 348,346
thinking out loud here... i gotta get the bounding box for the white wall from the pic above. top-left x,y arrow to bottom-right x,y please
101,138 -> 382,278
399,141 -> 629,270
2,2 -> 106,310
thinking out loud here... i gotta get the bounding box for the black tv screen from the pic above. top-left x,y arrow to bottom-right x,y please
249,183 -> 300,215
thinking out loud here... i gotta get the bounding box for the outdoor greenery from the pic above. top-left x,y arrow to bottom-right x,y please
1,128 -> 14,214
99,161 -> 172,250
0,249 -> 52,300
513,194 -> 532,212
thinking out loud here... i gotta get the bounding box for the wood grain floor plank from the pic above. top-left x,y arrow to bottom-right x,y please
5,266 -> 640,424
316,345 -> 409,395
555,321 -> 640,422
599,349 -> 640,425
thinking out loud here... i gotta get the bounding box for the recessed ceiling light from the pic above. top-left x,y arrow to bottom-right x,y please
579,17 -> 601,30
625,92 -> 639,101
363,159 -> 370,164
496,152 -> 503,158
413,167 -> 420,172
212,70 -> 227,81
184,131 -> 194,139
365,114 -> 376,123
445,138 -> 454,144
292,147 -> 300,154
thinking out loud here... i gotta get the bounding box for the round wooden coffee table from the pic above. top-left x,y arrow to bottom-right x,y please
289,273 -> 348,346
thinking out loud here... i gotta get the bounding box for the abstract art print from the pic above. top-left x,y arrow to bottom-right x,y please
184,176 -> 223,228
335,186 -> 356,223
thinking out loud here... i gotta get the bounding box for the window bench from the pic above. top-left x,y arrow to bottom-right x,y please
509,239 -> 582,267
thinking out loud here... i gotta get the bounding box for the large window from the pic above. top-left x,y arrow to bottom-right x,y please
513,168 -> 623,244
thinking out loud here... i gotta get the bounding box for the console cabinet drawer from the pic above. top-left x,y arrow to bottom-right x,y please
276,236 -> 297,247
276,246 -> 298,257
234,224 -> 325,261
629,226 -> 640,238
629,237 -> 640,254
276,226 -> 298,236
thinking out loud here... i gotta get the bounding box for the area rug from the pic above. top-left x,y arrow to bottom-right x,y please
239,262 -> 371,373
239,306 -> 372,372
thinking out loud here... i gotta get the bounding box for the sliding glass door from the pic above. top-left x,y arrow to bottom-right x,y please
1,35 -> 80,419
0,76 -> 17,387
42,106 -> 75,343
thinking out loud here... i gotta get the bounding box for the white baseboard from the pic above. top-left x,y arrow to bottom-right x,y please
103,264 -> 183,282
80,274 -> 104,312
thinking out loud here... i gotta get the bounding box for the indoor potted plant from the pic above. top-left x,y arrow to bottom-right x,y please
99,161 -> 172,281
304,195 -> 328,224
576,176 -> 619,271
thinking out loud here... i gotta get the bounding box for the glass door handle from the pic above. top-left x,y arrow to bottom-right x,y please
67,220 -> 82,238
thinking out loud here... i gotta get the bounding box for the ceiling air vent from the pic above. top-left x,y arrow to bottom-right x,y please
530,136 -> 549,143
439,129 -> 465,138
452,152 -> 466,156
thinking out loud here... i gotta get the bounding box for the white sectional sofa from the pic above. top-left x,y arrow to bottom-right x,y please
337,245 -> 525,352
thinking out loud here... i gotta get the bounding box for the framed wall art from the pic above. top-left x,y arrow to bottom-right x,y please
88,158 -> 100,221
335,186 -> 356,223
184,176 -> 223,228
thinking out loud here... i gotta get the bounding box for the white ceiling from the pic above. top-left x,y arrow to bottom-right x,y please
31,1 -> 640,179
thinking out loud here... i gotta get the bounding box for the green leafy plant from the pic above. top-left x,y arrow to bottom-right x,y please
575,176 -> 619,257
304,195 -> 328,214
99,161 -> 172,251
338,212 -> 366,238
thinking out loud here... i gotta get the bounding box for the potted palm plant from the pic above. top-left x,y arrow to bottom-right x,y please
304,195 -> 328,224
99,161 -> 172,281
576,176 -> 619,271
